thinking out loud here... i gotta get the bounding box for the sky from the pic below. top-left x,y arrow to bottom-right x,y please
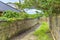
0,0 -> 19,3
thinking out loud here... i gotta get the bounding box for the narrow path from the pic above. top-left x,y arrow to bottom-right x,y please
11,24 -> 40,40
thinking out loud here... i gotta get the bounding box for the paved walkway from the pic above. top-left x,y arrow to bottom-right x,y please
11,24 -> 40,40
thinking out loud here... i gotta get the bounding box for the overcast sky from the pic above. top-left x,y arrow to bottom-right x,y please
0,0 -> 19,3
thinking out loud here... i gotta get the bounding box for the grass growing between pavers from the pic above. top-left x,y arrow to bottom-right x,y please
34,22 -> 53,40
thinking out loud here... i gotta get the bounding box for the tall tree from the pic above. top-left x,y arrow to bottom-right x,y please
14,0 -> 60,16
24,0 -> 60,15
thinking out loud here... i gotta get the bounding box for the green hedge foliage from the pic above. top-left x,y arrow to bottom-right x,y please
0,10 -> 42,21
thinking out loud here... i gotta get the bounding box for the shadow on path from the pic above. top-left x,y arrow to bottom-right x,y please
11,23 -> 40,40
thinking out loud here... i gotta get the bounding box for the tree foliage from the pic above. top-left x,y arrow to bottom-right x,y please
24,0 -> 60,14
14,0 -> 60,16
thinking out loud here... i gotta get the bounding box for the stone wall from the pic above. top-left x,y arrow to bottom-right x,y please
0,19 -> 39,40
49,14 -> 60,40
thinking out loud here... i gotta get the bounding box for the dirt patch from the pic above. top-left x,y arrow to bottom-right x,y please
20,32 -> 37,40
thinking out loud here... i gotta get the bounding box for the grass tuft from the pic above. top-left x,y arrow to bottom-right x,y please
34,22 -> 53,40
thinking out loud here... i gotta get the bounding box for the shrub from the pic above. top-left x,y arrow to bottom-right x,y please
0,10 -> 41,21
0,17 -> 8,21
2,11 -> 20,18
19,12 -> 29,19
